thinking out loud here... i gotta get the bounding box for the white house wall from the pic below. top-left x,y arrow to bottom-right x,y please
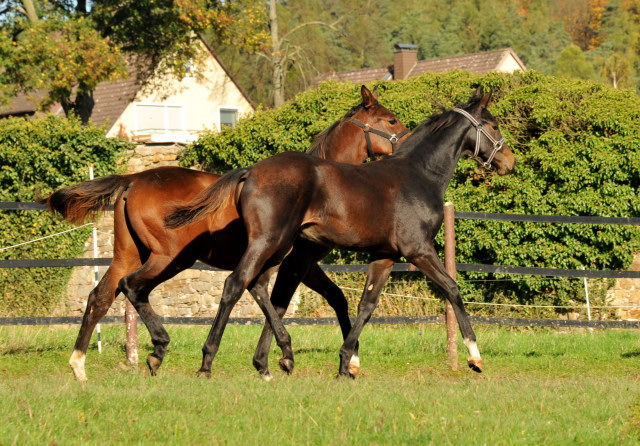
107,50 -> 253,141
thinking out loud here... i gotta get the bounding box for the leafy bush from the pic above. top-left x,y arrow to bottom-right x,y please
183,70 -> 640,310
0,115 -> 130,316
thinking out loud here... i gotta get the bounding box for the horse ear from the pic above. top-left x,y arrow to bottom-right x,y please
371,85 -> 379,101
361,85 -> 375,108
479,88 -> 493,109
473,86 -> 484,99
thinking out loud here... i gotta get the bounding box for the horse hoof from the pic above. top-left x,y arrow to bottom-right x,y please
335,371 -> 355,380
468,358 -> 483,373
72,368 -> 88,382
195,370 -> 212,379
278,358 -> 294,374
147,355 -> 162,376
260,371 -> 273,382
348,355 -> 360,377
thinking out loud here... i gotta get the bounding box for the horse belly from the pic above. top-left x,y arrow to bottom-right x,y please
300,221 -> 393,254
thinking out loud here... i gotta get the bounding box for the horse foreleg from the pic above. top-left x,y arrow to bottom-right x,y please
408,248 -> 482,372
337,258 -> 394,378
301,263 -> 360,374
70,269 -> 120,381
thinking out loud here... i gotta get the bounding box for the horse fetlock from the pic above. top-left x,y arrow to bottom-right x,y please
69,350 -> 87,382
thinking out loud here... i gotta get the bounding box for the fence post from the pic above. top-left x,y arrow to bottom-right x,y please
444,201 -> 458,371
89,165 -> 102,354
125,301 -> 138,366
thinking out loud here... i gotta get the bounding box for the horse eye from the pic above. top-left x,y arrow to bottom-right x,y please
389,119 -> 397,125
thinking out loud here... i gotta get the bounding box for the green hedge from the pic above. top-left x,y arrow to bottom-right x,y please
0,115 -> 130,316
182,70 -> 640,310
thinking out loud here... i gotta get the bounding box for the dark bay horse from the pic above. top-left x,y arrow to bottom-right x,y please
44,85 -> 409,381
166,88 -> 516,377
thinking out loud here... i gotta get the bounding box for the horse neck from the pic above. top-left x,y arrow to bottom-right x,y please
313,121 -> 366,164
405,121 -> 470,198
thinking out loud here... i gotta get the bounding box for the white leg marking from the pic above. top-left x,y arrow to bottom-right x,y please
463,338 -> 481,361
69,349 -> 87,382
348,355 -> 360,376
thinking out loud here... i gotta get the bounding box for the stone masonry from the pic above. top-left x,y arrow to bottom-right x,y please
54,144 -> 298,318
607,253 -> 640,321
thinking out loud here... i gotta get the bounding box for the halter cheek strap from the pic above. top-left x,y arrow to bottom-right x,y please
453,108 -> 505,168
349,118 -> 411,160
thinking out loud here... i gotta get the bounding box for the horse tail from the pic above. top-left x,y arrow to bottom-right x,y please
165,168 -> 248,228
41,175 -> 131,225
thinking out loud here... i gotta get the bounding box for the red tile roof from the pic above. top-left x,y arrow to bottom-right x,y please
315,48 -> 526,85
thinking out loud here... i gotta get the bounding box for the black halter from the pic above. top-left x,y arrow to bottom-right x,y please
349,119 -> 411,160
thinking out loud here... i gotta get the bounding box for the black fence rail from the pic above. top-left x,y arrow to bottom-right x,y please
2,315 -> 639,329
2,202 -> 640,328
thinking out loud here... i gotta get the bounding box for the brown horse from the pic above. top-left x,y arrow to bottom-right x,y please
44,85 -> 409,381
166,88 -> 516,378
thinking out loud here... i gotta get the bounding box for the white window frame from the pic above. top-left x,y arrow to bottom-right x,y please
218,106 -> 241,129
133,103 -> 187,137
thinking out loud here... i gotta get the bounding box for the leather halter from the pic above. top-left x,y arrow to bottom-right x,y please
349,118 -> 411,160
453,108 -> 505,168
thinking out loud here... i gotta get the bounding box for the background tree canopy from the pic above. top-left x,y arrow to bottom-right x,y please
181,70 -> 640,309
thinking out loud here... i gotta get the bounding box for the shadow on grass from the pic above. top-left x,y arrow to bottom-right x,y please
622,350 -> 640,358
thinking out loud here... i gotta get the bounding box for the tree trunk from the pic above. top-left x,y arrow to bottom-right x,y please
270,0 -> 285,108
21,0 -> 38,23
60,89 -> 95,125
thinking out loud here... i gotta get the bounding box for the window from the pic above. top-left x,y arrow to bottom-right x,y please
220,108 -> 239,129
134,103 -> 186,137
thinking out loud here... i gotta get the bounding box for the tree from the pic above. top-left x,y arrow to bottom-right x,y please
260,0 -> 339,107
554,44 -> 595,80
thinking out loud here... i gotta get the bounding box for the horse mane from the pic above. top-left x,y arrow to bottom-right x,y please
305,103 -> 364,157
393,95 -> 483,157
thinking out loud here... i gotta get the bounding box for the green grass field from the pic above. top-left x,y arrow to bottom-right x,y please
1,323 -> 639,445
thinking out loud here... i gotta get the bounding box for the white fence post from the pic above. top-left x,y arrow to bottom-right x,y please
89,165 -> 102,354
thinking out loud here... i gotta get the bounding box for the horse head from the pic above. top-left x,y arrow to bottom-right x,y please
346,85 -> 411,159
454,87 -> 516,175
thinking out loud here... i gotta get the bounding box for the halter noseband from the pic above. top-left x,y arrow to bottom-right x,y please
453,108 -> 505,168
349,118 -> 411,160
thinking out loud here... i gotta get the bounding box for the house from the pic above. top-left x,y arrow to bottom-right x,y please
316,44 -> 527,85
0,38 -> 255,144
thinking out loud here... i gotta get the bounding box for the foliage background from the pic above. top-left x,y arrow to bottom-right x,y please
0,115 -> 130,316
182,70 -> 640,311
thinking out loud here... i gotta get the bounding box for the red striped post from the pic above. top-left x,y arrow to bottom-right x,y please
125,300 -> 138,366
443,201 -> 458,370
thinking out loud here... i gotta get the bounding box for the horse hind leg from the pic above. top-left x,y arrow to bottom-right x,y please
118,255 -> 179,376
248,267 -> 294,381
199,245 -> 293,378
70,267 -> 121,381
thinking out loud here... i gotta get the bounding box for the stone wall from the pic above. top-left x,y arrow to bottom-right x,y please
55,143 -> 298,318
607,253 -> 640,320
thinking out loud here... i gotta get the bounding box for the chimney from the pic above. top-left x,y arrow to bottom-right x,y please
393,43 -> 418,80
